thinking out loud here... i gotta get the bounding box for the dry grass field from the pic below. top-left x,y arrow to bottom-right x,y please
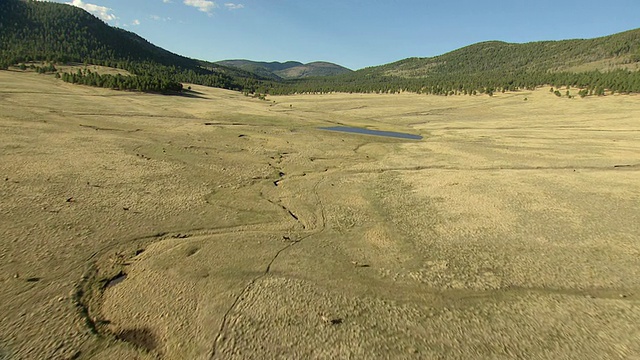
1,70 -> 639,359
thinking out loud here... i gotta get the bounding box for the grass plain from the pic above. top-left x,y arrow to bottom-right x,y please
1,71 -> 639,359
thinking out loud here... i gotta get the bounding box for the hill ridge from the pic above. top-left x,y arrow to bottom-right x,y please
0,0 -> 266,92
367,28 -> 640,78
215,59 -> 353,79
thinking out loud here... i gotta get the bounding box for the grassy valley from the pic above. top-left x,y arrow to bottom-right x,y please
1,2 -> 640,358
1,70 -> 639,359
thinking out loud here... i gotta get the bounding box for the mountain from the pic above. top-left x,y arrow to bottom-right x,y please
216,60 -> 353,79
1,0 -> 189,68
362,28 -> 640,78
0,0 -> 266,91
274,62 -> 353,79
265,29 -> 640,96
215,60 -> 300,80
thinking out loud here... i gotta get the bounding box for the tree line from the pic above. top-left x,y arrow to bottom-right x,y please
57,69 -> 183,93
258,68 -> 640,97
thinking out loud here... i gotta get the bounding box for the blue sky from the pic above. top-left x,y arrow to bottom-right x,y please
44,0 -> 640,70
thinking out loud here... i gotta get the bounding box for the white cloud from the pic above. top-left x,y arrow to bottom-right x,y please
224,3 -> 244,10
184,0 -> 217,14
150,15 -> 171,21
132,19 -> 140,26
65,0 -> 116,22
163,0 -> 172,2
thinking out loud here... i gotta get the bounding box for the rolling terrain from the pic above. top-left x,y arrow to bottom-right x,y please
1,70 -> 639,359
267,28 -> 640,95
216,60 -> 353,79
363,28 -> 640,78
0,0 -> 266,91
2,1 -> 640,359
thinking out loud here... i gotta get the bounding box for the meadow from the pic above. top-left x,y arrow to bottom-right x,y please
1,71 -> 639,359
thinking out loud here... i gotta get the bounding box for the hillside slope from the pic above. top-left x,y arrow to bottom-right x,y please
364,29 -> 640,78
0,0 -> 189,67
0,0 -> 265,90
274,61 -> 353,79
265,28 -> 640,95
217,60 -> 352,79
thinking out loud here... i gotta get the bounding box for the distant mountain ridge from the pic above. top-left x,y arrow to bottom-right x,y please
361,28 -> 640,78
216,60 -> 353,79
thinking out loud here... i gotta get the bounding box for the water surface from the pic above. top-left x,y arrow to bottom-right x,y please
320,126 -> 422,140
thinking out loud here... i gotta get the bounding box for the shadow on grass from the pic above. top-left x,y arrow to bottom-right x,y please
116,328 -> 159,353
174,89 -> 209,99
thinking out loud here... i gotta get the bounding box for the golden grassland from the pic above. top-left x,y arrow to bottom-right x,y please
1,70 -> 639,359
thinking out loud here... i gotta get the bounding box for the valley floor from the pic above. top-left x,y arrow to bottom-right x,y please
1,71 -> 639,359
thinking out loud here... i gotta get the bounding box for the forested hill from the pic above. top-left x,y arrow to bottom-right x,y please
216,60 -> 353,80
274,62 -> 353,79
0,0 -> 193,68
265,29 -> 640,96
364,28 -> 640,78
0,0 -> 265,91
216,60 -> 306,80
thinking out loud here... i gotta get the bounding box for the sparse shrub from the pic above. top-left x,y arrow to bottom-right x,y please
554,90 -> 562,97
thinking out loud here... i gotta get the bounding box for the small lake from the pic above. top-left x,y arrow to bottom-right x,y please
320,126 -> 422,140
